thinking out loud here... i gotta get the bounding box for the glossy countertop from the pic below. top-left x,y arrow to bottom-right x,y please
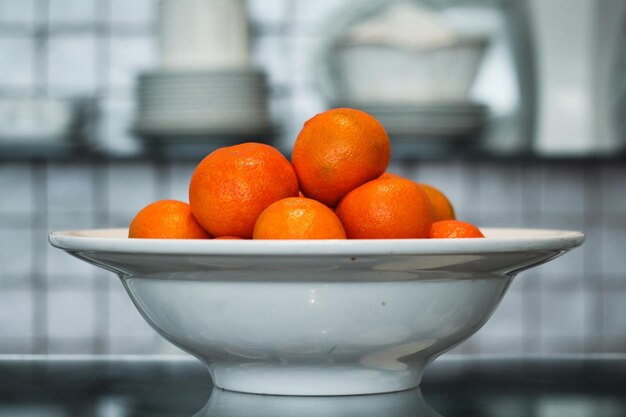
0,354 -> 625,417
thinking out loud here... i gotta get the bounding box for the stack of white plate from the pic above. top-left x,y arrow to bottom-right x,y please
353,101 -> 487,141
134,69 -> 272,138
132,0 -> 272,147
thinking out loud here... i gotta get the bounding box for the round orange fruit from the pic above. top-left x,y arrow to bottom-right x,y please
430,220 -> 484,238
253,197 -> 346,239
418,183 -> 456,222
335,175 -> 434,239
291,108 -> 391,207
128,200 -> 210,239
189,142 -> 299,239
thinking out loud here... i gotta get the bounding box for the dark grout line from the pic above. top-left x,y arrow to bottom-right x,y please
33,0 -> 49,98
31,160 -> 48,353
583,163 -> 605,353
92,158 -> 110,354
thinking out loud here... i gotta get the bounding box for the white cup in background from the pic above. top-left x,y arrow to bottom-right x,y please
158,0 -> 250,69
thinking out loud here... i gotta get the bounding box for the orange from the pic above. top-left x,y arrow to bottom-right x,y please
189,142 -> 299,239
253,197 -> 346,239
430,220 -> 484,239
335,175 -> 434,239
128,200 -> 210,239
291,108 -> 391,207
418,183 -> 456,221
214,236 -> 243,240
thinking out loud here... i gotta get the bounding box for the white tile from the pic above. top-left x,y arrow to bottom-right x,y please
267,93 -> 296,151
541,337 -> 586,354
48,0 -> 97,25
579,223 -> 602,275
412,161 -> 470,217
107,161 -> 158,216
602,164 -> 626,215
540,289 -> 586,339
108,336 -> 160,354
47,211 -> 96,230
0,0 -> 36,24
167,162 -> 195,203
97,98 -> 140,155
0,271 -> 32,289
583,290 -> 603,342
0,163 -> 34,215
47,289 -> 97,339
473,335 -> 524,355
107,212 -> 135,229
108,35 -> 156,90
46,163 -> 96,212
110,0 -> 155,25
246,0 -> 290,26
518,268 -> 542,290
46,273 -> 100,290
467,211 -> 525,229
474,163 -> 524,214
47,337 -> 95,354
290,85 -> 327,140
47,35 -> 99,95
521,289 -> 542,347
520,163 -> 543,205
0,227 -> 33,277
0,36 -> 36,90
540,165 -> 586,214
538,212 -> 585,231
252,34 -> 290,87
108,286 -> 158,339
0,289 -> 34,339
535,269 -> 584,292
602,290 -> 626,338
289,35 -> 320,85
600,225 -> 626,275
0,337 -> 34,353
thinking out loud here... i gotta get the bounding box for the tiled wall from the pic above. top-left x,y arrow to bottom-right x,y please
1,0 -> 626,355
1,160 -> 625,355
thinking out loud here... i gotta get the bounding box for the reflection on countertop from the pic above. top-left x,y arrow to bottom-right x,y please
0,355 -> 625,417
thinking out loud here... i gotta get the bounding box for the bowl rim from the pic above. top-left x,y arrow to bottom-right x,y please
48,227 -> 585,256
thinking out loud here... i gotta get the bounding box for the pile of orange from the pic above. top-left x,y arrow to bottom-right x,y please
129,108 -> 484,240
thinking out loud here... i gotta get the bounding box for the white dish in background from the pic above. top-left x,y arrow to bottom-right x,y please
0,99 -> 76,143
348,102 -> 488,141
335,41 -> 488,103
133,68 -> 271,139
316,2 -> 490,105
49,228 -> 584,396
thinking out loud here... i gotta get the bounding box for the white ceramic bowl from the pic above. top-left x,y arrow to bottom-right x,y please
48,228 -> 584,396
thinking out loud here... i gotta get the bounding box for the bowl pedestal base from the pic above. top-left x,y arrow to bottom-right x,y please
208,363 -> 424,396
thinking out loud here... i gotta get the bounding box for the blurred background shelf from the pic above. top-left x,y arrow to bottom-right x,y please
0,142 -> 90,160
1,141 -> 624,163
